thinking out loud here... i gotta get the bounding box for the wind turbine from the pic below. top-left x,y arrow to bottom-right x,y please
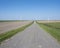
48,16 -> 49,23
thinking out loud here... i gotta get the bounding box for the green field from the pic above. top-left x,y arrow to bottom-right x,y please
0,21 -> 34,44
37,22 -> 60,42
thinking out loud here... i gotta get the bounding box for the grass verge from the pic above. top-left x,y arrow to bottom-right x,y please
0,21 -> 34,44
36,22 -> 60,42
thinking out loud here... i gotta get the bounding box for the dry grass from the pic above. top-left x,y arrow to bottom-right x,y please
37,20 -> 60,23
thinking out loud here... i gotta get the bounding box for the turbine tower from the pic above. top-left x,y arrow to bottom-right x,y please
48,16 -> 49,23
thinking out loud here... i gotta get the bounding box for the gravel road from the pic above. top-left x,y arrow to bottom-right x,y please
0,22 -> 60,48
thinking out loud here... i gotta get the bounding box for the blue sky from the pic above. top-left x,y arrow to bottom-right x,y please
0,0 -> 60,20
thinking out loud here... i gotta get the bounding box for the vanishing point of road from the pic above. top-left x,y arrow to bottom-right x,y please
0,22 -> 60,48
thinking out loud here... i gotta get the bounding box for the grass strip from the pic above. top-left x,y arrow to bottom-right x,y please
0,21 -> 34,44
36,22 -> 60,42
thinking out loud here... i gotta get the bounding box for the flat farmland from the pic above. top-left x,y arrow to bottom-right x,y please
37,20 -> 60,23
37,20 -> 60,42
0,21 -> 32,34
0,21 -> 60,48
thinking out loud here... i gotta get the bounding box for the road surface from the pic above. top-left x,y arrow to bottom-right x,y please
0,22 -> 60,48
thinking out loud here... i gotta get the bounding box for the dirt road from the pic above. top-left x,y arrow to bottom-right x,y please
0,22 -> 60,48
